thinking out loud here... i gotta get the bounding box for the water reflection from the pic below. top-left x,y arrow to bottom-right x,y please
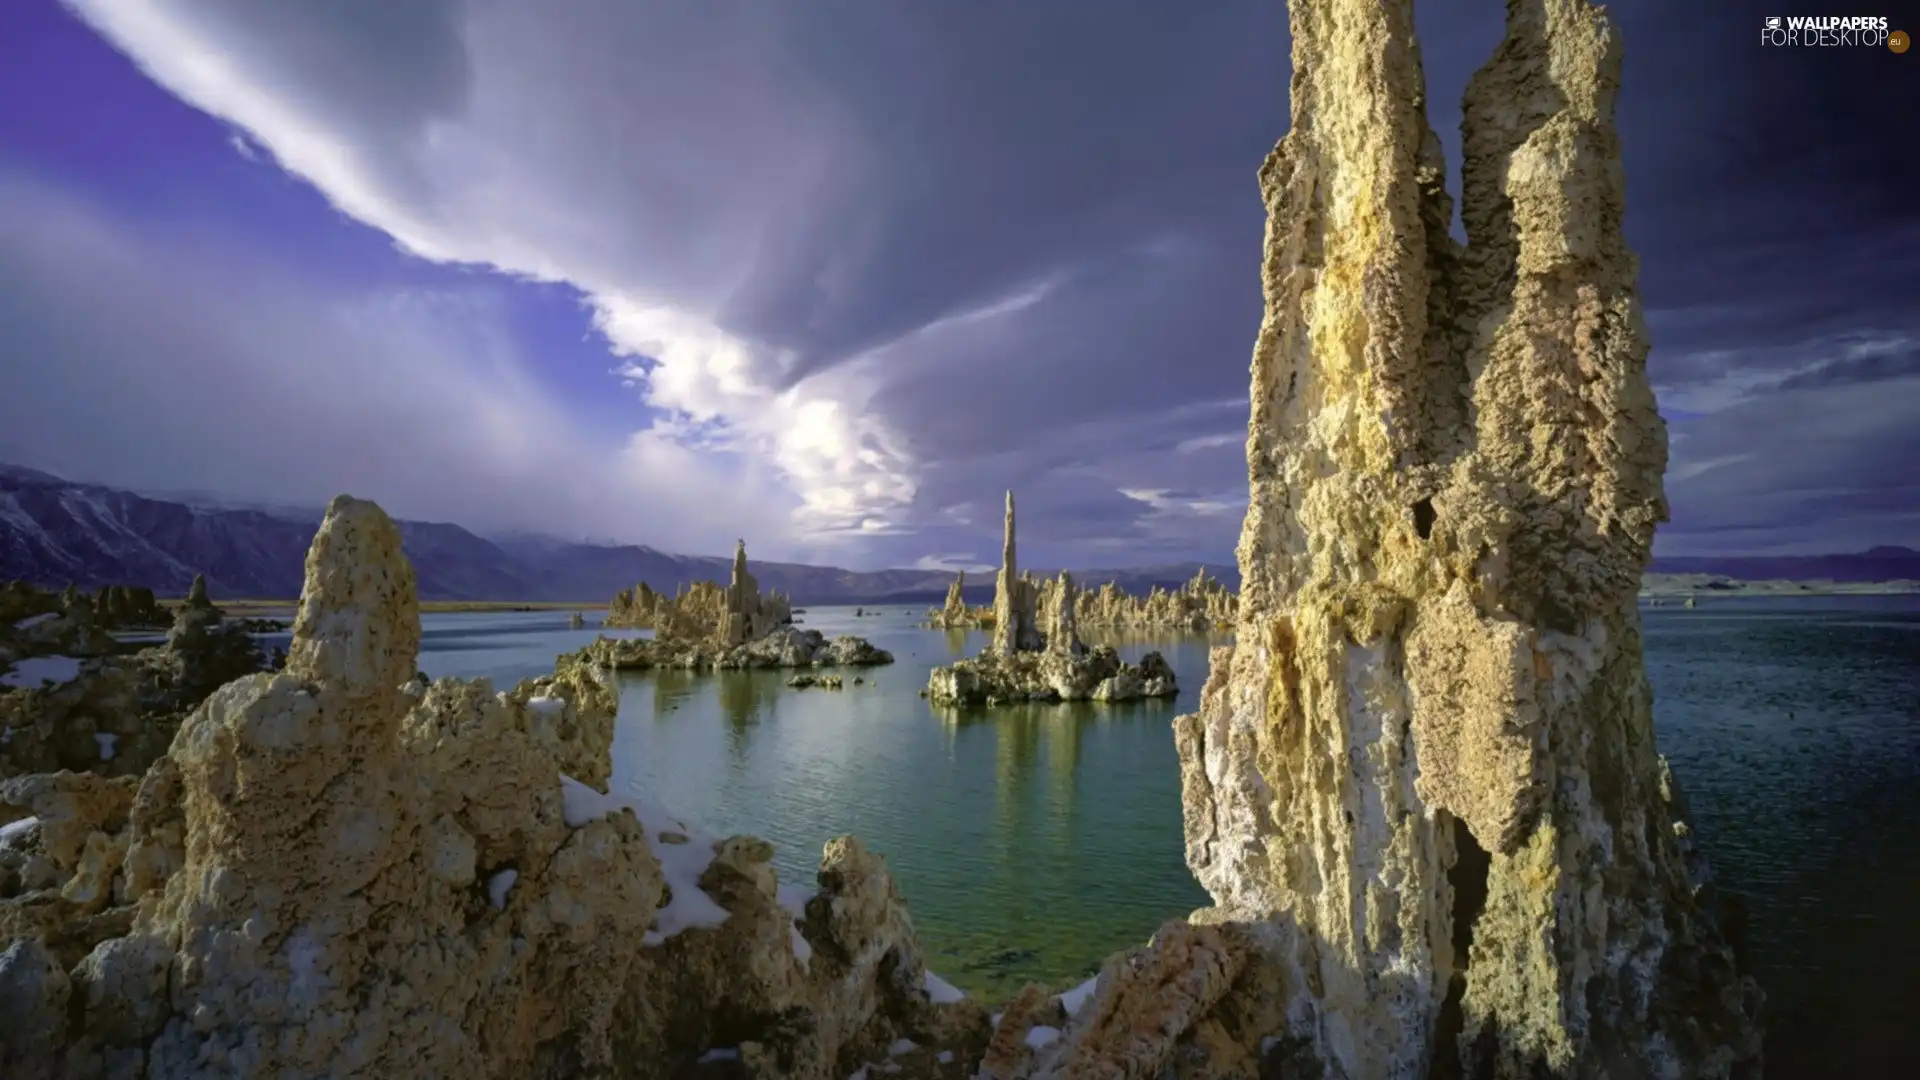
716,671 -> 777,749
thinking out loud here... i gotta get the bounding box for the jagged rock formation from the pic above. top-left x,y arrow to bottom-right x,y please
1159,1 -> 1764,1077
929,497 -> 1176,707
924,572 -> 991,629
1064,568 -> 1239,632
602,542 -> 792,641
927,646 -> 1177,708
988,494 -> 1043,655
0,496 -> 979,1080
576,627 -> 893,673
2,588 -> 269,782
181,574 -> 216,616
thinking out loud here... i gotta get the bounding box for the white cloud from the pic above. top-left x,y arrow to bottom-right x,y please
0,174 -> 788,555
64,0 -> 914,542
910,554 -> 994,574
1174,432 -> 1242,455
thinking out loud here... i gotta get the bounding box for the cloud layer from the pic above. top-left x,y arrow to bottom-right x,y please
3,0 -> 1913,564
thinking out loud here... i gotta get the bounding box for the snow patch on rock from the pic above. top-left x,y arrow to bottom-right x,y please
560,774 -> 729,940
1,655 -> 82,688
487,868 -> 518,910
923,968 -> 966,1004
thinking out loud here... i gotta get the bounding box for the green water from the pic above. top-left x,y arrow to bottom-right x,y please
413,596 -> 1920,1076
604,607 -> 1214,996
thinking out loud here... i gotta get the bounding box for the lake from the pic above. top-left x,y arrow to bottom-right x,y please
399,597 -> 1919,1077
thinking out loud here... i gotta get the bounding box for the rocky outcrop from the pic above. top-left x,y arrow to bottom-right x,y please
1155,1 -> 1764,1077
1067,569 -> 1238,632
602,542 -> 793,641
924,572 -> 991,630
576,625 -> 894,673
0,496 -> 977,1080
2,588 -> 269,782
927,647 -> 1176,708
930,497 -> 1176,707
988,494 -> 1043,655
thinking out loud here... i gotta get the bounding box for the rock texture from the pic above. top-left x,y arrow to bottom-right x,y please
929,498 -> 1176,707
0,496 -> 978,1080
1065,569 -> 1239,632
576,626 -> 893,673
925,572 -> 991,630
602,542 -> 792,641
988,494 -> 1043,655
1166,1 -> 1763,1077
2,587 -> 269,782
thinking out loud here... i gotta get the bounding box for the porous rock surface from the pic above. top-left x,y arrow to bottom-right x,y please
1062,569 -> 1239,632
929,494 -> 1177,707
603,541 -> 793,643
1166,1 -> 1764,1077
1,496 -> 971,1080
924,571 -> 991,630
2,586 -> 270,782
577,625 -> 894,673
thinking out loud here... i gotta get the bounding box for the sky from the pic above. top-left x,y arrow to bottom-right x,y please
0,1 -> 1914,570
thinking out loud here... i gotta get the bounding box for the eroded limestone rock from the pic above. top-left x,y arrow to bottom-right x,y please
577,625 -> 894,673
2,589 -> 269,782
925,571 -> 991,630
931,495 -> 1176,707
1068,569 -> 1238,632
989,493 -> 1043,656
1169,1 -> 1763,1076
3,495 -> 977,1079
602,542 -> 793,644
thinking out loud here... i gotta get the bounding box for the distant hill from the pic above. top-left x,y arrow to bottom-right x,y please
0,465 -> 1234,604
9,466 -> 1905,603
1646,547 -> 1920,584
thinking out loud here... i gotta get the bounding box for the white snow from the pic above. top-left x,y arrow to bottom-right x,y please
887,1038 -> 918,1057
923,969 -> 966,1004
778,882 -> 816,968
93,732 -> 118,761
1,655 -> 82,688
526,696 -> 566,717
695,1047 -> 740,1064
936,1051 -> 954,1064
776,881 -> 815,919
559,774 -> 730,941
1,726 -> 10,745
847,1068 -> 869,1080
1024,1025 -> 1062,1050
488,868 -> 518,910
1058,973 -> 1100,1017
13,613 -> 57,630
0,816 -> 40,844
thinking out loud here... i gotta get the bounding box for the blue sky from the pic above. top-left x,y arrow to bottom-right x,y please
1,0 -> 1914,569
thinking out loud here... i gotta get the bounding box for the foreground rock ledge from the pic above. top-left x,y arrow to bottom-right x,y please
0,497 -> 975,1080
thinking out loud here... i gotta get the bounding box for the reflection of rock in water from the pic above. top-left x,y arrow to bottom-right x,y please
646,668 -> 697,715
715,672 -> 775,749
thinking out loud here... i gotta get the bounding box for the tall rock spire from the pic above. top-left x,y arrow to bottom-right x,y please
1171,1 -> 1761,1076
989,490 -> 1040,654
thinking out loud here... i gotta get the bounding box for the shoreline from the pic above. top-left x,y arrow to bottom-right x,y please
164,598 -> 612,616
172,583 -> 1918,618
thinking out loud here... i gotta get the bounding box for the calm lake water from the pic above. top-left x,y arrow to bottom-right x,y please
399,597 -> 1920,1077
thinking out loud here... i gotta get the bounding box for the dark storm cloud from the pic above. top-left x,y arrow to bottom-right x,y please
29,0 -> 1920,565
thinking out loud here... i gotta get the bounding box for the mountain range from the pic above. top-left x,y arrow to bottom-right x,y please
2,465 -> 1913,603
0,465 -> 1233,603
